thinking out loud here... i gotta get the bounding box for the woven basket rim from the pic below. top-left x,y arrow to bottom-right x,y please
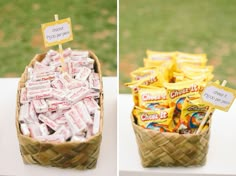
15,50 -> 104,145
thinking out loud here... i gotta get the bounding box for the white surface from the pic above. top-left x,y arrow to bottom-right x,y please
119,94 -> 236,176
0,77 -> 117,176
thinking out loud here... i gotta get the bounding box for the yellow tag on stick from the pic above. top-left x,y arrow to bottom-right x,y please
41,18 -> 73,47
201,82 -> 236,112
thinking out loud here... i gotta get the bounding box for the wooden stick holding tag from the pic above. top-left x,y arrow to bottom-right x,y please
54,14 -> 65,71
196,80 -> 227,134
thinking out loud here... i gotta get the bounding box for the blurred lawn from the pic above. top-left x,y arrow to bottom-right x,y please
0,0 -> 116,77
120,0 -> 236,93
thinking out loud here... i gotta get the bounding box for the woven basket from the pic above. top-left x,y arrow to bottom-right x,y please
131,112 -> 210,167
15,51 -> 103,170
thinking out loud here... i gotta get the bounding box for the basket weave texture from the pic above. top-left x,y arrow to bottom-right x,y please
15,51 -> 103,170
131,114 -> 210,167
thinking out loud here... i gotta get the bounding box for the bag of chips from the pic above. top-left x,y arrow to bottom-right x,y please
126,67 -> 166,105
175,52 -> 207,71
177,97 -> 209,134
133,106 -> 174,132
146,50 -> 176,61
138,85 -> 169,110
164,80 -> 203,128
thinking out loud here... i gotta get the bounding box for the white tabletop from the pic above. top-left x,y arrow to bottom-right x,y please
0,77 -> 117,176
119,94 -> 236,176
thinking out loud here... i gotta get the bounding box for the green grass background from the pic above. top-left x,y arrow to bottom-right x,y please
120,0 -> 236,93
0,0 -> 117,77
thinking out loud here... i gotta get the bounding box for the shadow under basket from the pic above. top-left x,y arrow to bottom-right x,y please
131,114 -> 210,167
15,51 -> 104,170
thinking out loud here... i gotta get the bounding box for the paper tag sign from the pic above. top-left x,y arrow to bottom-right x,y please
41,18 -> 73,47
201,82 -> 236,112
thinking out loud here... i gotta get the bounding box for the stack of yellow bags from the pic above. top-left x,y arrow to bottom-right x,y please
126,50 -> 214,134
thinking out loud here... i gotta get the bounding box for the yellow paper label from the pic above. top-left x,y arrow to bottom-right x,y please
41,18 -> 73,47
201,82 -> 236,111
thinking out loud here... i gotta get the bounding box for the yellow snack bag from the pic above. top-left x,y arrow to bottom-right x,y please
164,80 -> 203,106
143,59 -> 174,82
159,60 -> 175,81
138,86 -> 169,110
127,67 -> 167,87
164,80 -> 203,127
146,50 -> 176,61
178,98 -> 209,134
133,106 -> 174,132
125,69 -> 165,105
130,67 -> 156,81
178,64 -> 214,82
176,52 -> 207,63
143,58 -> 162,67
175,52 -> 207,71
184,72 -> 214,82
180,64 -> 214,74
143,57 -> 174,68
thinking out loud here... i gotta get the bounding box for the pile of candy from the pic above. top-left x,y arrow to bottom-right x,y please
126,50 -> 214,134
19,48 -> 101,142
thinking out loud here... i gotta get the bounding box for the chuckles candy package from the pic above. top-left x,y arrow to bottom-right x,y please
126,50 -> 214,134
18,48 -> 102,142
